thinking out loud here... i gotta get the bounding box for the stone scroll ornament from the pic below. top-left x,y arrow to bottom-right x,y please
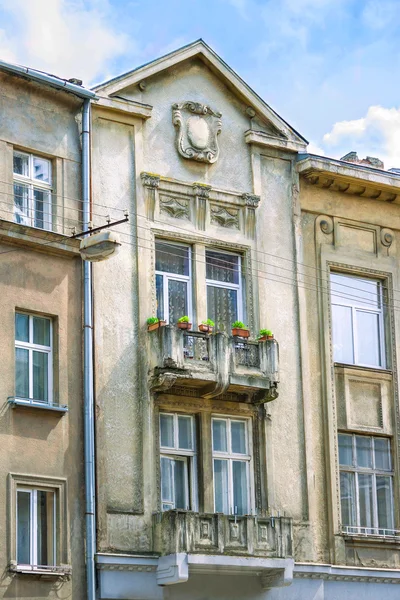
172,102 -> 222,163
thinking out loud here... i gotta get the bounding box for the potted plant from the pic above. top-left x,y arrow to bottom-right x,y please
231,321 -> 250,338
177,315 -> 192,330
258,328 -> 274,341
199,319 -> 214,333
147,316 -> 166,331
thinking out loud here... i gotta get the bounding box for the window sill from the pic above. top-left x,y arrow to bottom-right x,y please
8,397 -> 68,414
334,363 -> 392,375
9,564 -> 71,579
342,531 -> 400,545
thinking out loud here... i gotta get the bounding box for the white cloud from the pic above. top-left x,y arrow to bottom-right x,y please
322,105 -> 400,169
0,0 -> 132,85
307,141 -> 325,155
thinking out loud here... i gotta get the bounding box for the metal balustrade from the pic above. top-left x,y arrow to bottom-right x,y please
234,340 -> 261,368
183,331 -> 210,361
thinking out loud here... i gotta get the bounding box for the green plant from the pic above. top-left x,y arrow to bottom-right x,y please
147,316 -> 160,325
232,320 -> 247,329
177,315 -> 190,323
259,328 -> 273,338
202,319 -> 215,327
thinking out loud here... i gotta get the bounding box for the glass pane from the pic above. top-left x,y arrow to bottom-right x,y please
207,286 -> 238,334
374,438 -> 391,471
214,459 -> 229,513
13,152 -> 29,176
155,242 -> 189,276
37,490 -> 54,566
358,473 -> 374,529
14,183 -> 30,225
17,491 -> 31,564
232,461 -> 248,515
160,414 -> 174,448
33,351 -> 48,402
338,434 -> 353,466
206,251 -> 239,284
33,317 -> 50,346
34,188 -> 51,230
356,311 -> 381,366
174,459 -> 187,509
16,348 -> 29,398
33,157 -> 50,182
168,279 -> 188,324
340,471 -> 356,527
15,313 -> 29,342
156,274 -> 164,320
212,420 -> 227,452
376,476 -> 394,531
161,457 -> 174,504
231,421 -> 246,454
330,273 -> 379,309
332,304 -> 353,364
356,436 -> 372,468
178,416 -> 192,450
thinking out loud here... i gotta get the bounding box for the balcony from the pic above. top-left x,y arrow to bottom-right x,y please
148,325 -> 279,401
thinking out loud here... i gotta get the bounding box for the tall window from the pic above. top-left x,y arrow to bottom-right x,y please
156,242 -> 191,324
159,413 -> 197,511
13,151 -> 52,230
339,434 -> 394,535
15,312 -> 52,404
206,250 -> 242,333
212,417 -> 251,515
17,487 -> 56,566
330,273 -> 385,367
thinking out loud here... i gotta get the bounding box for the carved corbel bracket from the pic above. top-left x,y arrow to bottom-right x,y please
141,172 -> 160,221
150,373 -> 178,392
253,385 -> 279,405
381,228 -> 394,248
243,193 -> 260,239
193,183 -> 211,231
315,214 -> 334,244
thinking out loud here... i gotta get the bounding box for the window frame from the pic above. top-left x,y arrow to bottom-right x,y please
155,241 -> 192,324
16,487 -> 57,567
205,248 -> 243,330
15,312 -> 53,405
13,150 -> 53,231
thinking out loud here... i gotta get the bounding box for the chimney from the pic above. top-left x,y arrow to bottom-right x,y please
340,151 -> 384,170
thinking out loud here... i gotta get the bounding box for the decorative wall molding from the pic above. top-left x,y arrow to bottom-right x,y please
141,172 -> 160,220
159,195 -> 190,220
210,205 -> 240,229
172,101 -> 222,163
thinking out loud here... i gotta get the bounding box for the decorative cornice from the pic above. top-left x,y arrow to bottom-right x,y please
192,183 -> 212,198
141,172 -> 160,188
242,193 -> 260,208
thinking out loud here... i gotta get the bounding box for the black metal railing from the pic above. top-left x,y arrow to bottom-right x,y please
183,332 -> 210,361
234,340 -> 261,368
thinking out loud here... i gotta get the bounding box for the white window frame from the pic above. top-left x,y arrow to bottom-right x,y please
13,150 -> 52,230
155,242 -> 192,324
15,312 -> 53,404
159,412 -> 197,511
206,249 -> 243,327
16,487 -> 57,567
339,433 -> 395,536
212,416 -> 254,515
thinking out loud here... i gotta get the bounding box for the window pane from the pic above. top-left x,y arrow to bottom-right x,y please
161,457 -> 174,504
232,461 -> 248,515
34,188 -> 51,230
14,152 -> 29,176
174,460 -> 187,509
15,313 -> 29,342
376,476 -> 394,531
332,304 -> 353,363
33,317 -> 50,346
168,279 -> 188,324
37,490 -> 54,566
338,434 -> 353,466
214,459 -> 229,513
178,416 -> 192,450
33,157 -> 50,183
156,242 -> 189,276
206,251 -> 239,285
207,286 -> 238,334
356,436 -> 372,468
156,274 -> 164,320
33,351 -> 48,401
14,183 -> 30,225
330,273 -> 379,309
340,471 -> 356,527
160,414 -> 174,448
374,438 -> 391,471
212,420 -> 227,452
356,311 -> 381,366
17,491 -> 31,564
358,473 -> 374,529
16,348 -> 29,398
231,421 -> 246,454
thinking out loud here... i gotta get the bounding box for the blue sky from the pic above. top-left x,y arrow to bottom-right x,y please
1,0 -> 400,167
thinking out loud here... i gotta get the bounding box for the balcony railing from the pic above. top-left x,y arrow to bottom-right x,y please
342,525 -> 400,539
183,331 -> 210,361
234,340 -> 261,368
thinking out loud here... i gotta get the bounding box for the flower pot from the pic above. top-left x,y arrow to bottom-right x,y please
199,324 -> 213,333
147,320 -> 166,331
177,322 -> 192,330
258,334 -> 274,342
232,328 -> 250,338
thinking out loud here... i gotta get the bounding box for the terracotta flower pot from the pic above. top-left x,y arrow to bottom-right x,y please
177,322 -> 192,330
199,324 -> 213,333
232,328 -> 250,338
258,334 -> 274,342
147,320 -> 166,331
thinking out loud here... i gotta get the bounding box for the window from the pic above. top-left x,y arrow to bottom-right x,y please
15,312 -> 52,404
330,273 -> 385,367
17,488 -> 56,566
13,151 -> 52,230
156,242 -> 191,324
159,413 -> 197,511
206,250 -> 242,333
339,433 -> 395,535
212,417 -> 252,515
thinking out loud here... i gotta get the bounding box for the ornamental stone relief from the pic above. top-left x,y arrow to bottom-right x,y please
159,195 -> 190,220
172,101 -> 222,163
210,205 -> 240,229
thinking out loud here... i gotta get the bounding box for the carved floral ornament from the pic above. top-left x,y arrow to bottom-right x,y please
172,101 -> 222,163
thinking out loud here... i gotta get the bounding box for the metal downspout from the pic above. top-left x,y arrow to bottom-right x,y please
82,98 -> 96,600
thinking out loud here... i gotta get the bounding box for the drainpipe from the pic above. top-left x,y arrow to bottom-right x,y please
82,98 -> 96,600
